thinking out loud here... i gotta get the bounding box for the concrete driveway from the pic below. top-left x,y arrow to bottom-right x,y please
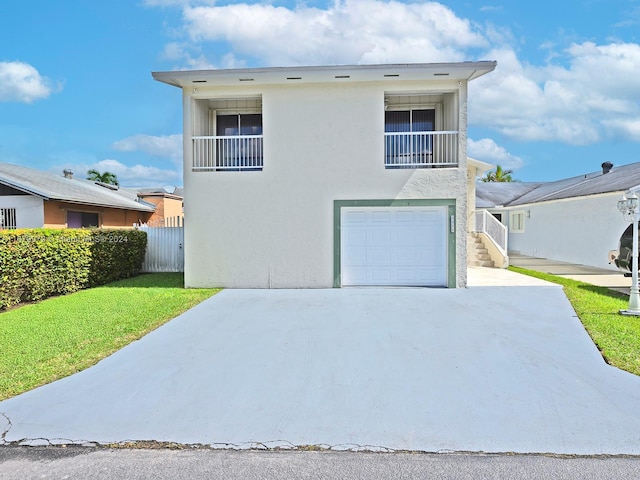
2,285 -> 640,454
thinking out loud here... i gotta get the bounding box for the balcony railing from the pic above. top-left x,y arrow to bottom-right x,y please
384,131 -> 458,168
193,135 -> 263,171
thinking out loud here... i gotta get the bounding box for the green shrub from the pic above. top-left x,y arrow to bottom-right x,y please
0,228 -> 147,310
87,230 -> 147,287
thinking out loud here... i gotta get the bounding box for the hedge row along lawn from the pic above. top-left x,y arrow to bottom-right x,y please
510,266 -> 640,376
0,228 -> 148,310
0,273 -> 219,401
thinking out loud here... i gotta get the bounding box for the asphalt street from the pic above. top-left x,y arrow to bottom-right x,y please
1,447 -> 640,480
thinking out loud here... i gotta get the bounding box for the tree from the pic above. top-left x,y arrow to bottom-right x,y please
481,165 -> 515,182
87,169 -> 119,186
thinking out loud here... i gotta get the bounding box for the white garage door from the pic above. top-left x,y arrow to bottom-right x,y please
341,206 -> 448,287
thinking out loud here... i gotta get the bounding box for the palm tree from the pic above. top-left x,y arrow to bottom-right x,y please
87,169 -> 119,186
481,165 -> 515,182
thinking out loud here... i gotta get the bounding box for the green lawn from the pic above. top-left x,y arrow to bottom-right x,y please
510,266 -> 640,376
0,273 -> 219,401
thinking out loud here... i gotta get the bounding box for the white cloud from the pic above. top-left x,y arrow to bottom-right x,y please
112,134 -> 184,173
177,0 -> 487,66
112,134 -> 182,159
161,42 -> 217,69
470,42 -> 640,144
602,118 -> 640,138
468,138 -> 524,170
0,61 -> 56,103
81,159 -> 181,187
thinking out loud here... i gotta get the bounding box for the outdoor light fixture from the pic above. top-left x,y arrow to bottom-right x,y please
617,191 -> 640,315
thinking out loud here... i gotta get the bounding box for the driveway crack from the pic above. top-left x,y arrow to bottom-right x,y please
0,413 -> 12,444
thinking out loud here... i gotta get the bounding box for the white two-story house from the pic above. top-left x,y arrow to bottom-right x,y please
153,62 -> 496,288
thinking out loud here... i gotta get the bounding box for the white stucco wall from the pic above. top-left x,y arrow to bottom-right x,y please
504,192 -> 628,271
183,79 -> 469,288
0,195 -> 44,228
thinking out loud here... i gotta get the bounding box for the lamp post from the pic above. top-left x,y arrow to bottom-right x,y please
617,192 -> 640,315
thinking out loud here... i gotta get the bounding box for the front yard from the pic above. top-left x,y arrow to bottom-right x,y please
511,266 -> 640,376
0,273 -> 219,401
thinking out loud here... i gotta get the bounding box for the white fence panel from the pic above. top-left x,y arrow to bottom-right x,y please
139,222 -> 184,273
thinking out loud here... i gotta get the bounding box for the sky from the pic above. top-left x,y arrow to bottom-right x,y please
1,0 -> 639,187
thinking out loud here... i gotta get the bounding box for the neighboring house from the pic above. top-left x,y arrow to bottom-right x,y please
153,62 -> 497,288
0,163 -> 155,229
137,187 -> 184,227
476,162 -> 640,271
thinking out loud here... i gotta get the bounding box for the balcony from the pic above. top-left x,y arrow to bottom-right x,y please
193,135 -> 263,171
384,131 -> 458,168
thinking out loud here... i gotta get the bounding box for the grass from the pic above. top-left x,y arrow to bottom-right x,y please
0,273 -> 219,401
510,266 -> 640,376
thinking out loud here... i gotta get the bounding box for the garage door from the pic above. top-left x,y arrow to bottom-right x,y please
340,206 -> 448,287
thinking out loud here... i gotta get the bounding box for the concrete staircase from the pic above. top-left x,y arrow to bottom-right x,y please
468,233 -> 495,267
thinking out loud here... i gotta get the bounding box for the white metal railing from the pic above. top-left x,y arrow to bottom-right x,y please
192,135 -> 263,171
384,131 -> 458,168
475,209 -> 508,255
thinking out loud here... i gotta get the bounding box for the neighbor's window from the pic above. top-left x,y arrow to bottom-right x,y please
67,211 -> 99,228
510,211 -> 525,233
0,208 -> 16,229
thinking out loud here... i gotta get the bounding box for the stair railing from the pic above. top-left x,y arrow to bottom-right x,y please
474,210 -> 508,257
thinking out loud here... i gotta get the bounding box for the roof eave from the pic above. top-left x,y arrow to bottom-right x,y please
0,179 -> 51,200
53,199 -> 156,212
468,157 -> 494,174
152,61 -> 497,88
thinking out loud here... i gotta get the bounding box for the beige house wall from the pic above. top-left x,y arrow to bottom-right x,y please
163,197 -> 183,219
43,201 -> 152,228
141,196 -> 183,226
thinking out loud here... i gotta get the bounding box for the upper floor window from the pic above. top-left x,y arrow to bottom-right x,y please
385,109 -> 436,169
192,97 -> 263,172
216,113 -> 263,137
385,109 -> 435,134
214,113 -> 263,171
384,93 -> 458,169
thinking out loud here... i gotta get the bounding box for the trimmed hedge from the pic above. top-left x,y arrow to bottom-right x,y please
0,229 -> 147,310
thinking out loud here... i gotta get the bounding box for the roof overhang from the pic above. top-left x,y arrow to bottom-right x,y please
468,157 -> 494,175
0,178 -> 155,212
0,178 -> 50,200
50,199 -> 156,212
138,192 -> 183,200
152,61 -> 497,89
